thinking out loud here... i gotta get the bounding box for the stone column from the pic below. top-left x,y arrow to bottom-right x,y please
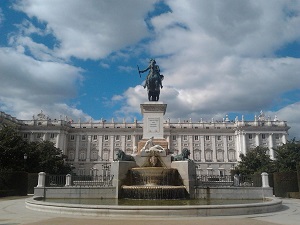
242,133 -> 247,155
43,133 -> 47,141
132,135 -> 137,150
30,132 -> 34,142
177,135 -> 182,154
200,135 -> 205,161
74,135 -> 80,162
55,133 -> 60,149
282,134 -> 287,144
121,135 -> 126,152
255,133 -> 260,147
234,174 -> 239,187
110,135 -> 114,161
261,172 -> 270,187
98,135 -> 103,161
268,133 -> 274,159
223,135 -> 228,162
211,135 -> 217,161
235,131 -> 241,161
37,172 -> 46,187
166,135 -> 170,150
86,135 -> 91,162
65,174 -> 71,187
189,135 -> 193,160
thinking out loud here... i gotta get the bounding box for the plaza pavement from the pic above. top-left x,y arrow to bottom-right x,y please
0,196 -> 300,225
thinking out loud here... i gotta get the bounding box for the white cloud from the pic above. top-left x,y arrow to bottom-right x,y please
270,102 -> 300,140
116,0 -> 300,138
13,0 -> 158,60
0,47 -> 84,120
2,0 -> 300,140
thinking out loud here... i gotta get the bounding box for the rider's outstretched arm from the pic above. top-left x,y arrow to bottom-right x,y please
139,65 -> 150,73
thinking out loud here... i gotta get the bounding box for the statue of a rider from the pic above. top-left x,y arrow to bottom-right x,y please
139,59 -> 163,89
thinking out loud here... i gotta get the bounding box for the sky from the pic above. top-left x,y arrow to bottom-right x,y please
0,0 -> 300,139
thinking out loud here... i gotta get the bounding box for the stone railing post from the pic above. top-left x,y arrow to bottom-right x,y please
234,174 -> 239,186
37,172 -> 46,187
261,172 -> 270,187
65,174 -> 71,187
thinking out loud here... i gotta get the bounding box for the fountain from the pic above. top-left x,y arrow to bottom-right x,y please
27,102 -> 282,217
121,150 -> 187,199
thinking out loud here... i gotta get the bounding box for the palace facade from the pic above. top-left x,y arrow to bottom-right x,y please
0,110 -> 290,176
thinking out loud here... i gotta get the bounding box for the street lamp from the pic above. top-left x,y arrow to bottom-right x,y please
23,153 -> 28,171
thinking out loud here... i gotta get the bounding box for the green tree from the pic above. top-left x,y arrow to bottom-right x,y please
0,126 -> 71,174
235,146 -> 275,175
27,141 -> 71,174
0,126 -> 29,171
273,139 -> 300,172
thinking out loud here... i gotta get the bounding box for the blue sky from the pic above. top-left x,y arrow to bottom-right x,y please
0,0 -> 300,139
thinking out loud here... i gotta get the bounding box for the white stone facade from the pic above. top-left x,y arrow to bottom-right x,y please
0,111 -> 290,176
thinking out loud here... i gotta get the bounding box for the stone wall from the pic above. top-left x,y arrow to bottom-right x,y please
195,187 -> 273,199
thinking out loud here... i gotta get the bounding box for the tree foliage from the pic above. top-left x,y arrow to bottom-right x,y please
0,126 -> 71,174
273,139 -> 300,172
235,146 -> 275,175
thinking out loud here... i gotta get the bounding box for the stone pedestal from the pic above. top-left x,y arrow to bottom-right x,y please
111,161 -> 137,198
140,102 -> 167,139
171,160 -> 196,199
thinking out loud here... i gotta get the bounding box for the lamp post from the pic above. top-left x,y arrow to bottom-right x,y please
23,153 -> 28,171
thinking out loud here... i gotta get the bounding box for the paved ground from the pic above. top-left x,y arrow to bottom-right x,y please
0,196 -> 300,225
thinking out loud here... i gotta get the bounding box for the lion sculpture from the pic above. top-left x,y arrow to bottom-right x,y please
115,150 -> 135,161
171,149 -> 191,161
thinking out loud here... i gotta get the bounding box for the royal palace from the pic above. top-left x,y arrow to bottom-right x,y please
0,108 -> 289,176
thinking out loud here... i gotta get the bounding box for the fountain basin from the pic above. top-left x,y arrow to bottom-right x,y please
121,185 -> 187,199
128,167 -> 182,186
26,197 -> 282,217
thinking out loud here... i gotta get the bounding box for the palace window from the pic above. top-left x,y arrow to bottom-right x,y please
115,135 -> 120,141
194,149 -> 201,161
68,152 -> 75,161
127,135 -> 131,141
91,151 -> 98,161
249,134 -> 253,139
205,150 -> 212,162
23,133 -> 28,139
103,149 -> 109,160
262,134 -> 266,139
81,135 -> 86,141
172,135 -> 177,141
217,136 -> 222,141
79,152 -> 86,161
217,150 -> 224,162
205,136 -> 210,141
50,133 -> 55,139
93,135 -> 98,140
70,135 -> 75,141
183,135 -> 188,141
104,135 -> 109,141
194,135 -> 199,141
228,136 -> 233,141
78,169 -> 85,176
228,150 -> 236,162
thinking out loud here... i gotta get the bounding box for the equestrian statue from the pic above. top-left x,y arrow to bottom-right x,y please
138,59 -> 164,101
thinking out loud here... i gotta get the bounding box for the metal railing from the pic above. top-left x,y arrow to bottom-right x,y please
45,175 -> 66,187
44,174 -> 114,187
72,175 -> 114,187
195,175 -> 234,187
